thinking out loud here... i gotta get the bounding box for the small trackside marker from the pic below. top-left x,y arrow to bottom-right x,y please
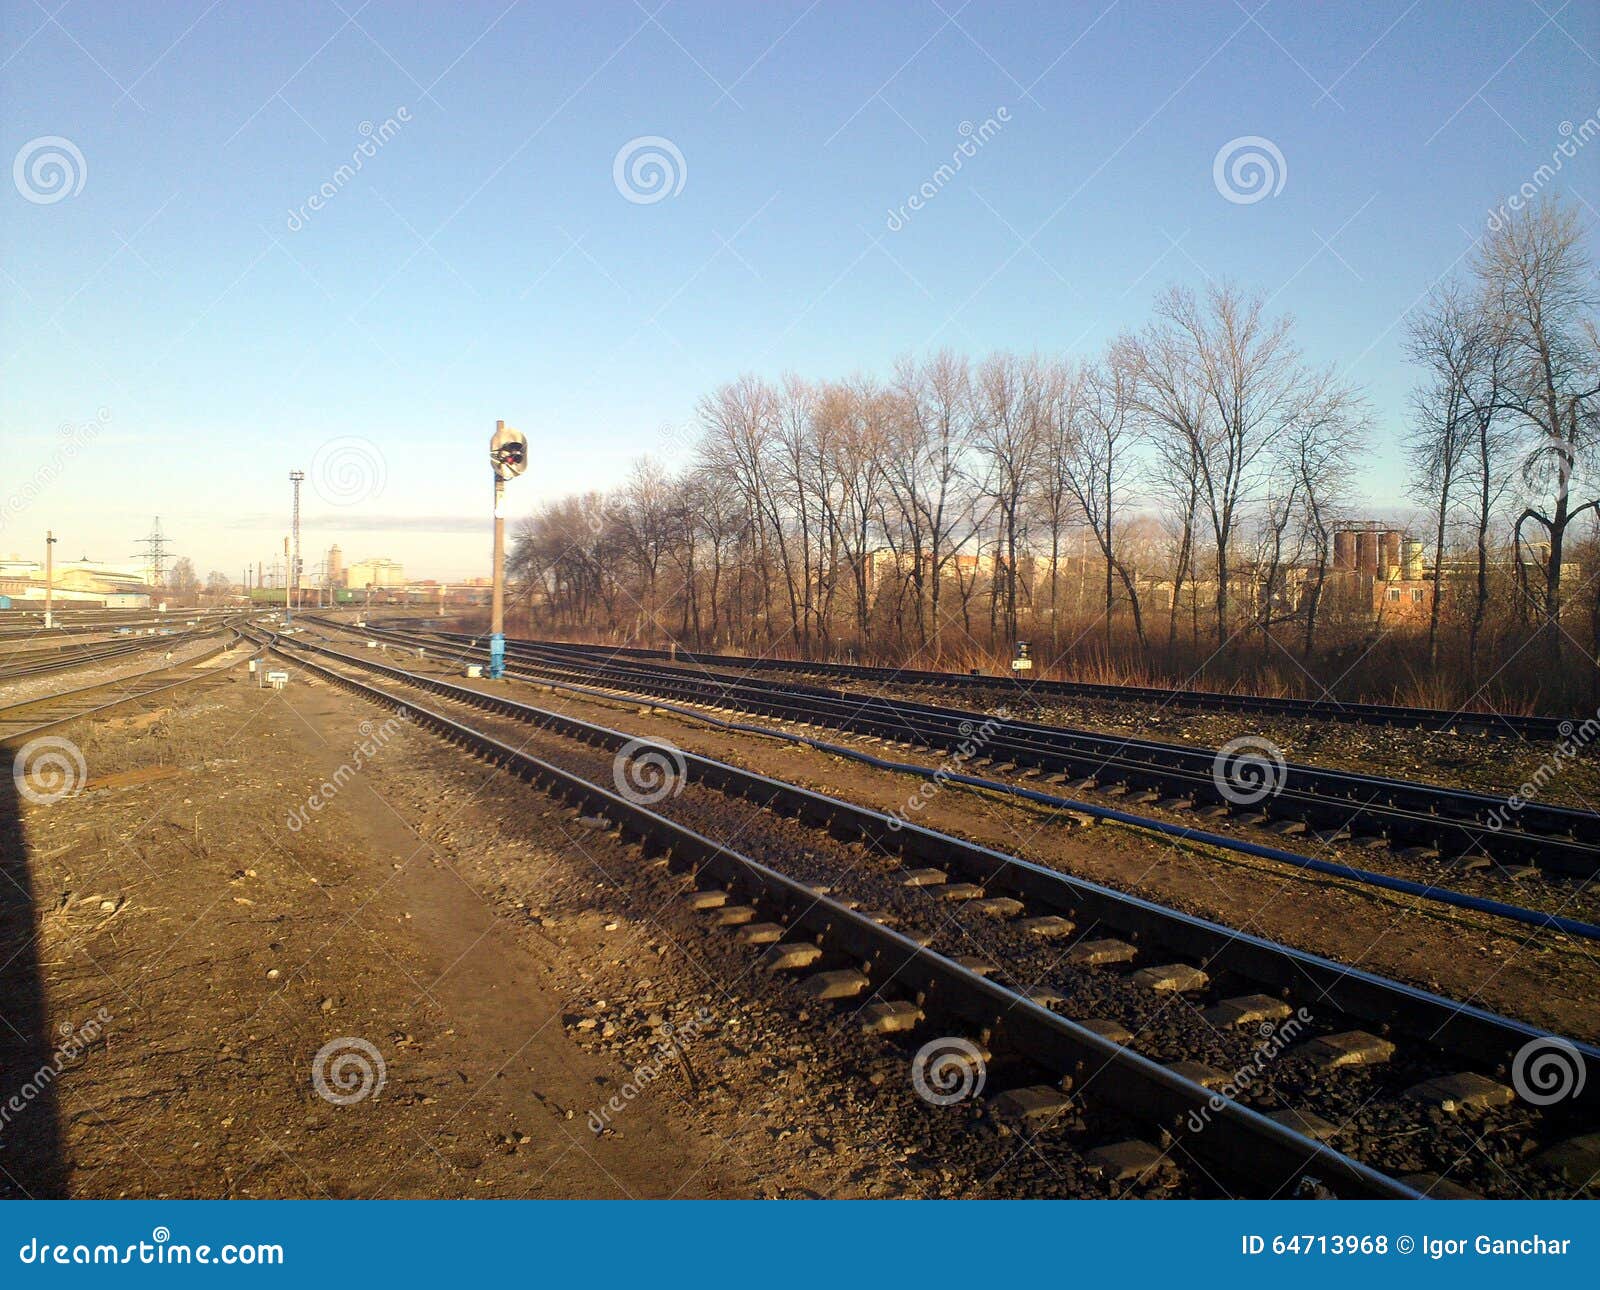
1300,1030 -> 1395,1070
761,942 -> 823,971
798,969 -> 870,1000
857,1000 -> 924,1035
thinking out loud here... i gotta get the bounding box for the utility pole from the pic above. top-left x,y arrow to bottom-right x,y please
488,420 -> 528,679
133,516 -> 171,590
288,470 -> 304,625
44,530 -> 56,628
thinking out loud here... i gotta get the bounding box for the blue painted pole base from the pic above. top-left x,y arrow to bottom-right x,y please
488,633 -> 506,679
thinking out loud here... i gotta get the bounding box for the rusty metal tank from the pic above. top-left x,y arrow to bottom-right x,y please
1382,530 -> 1403,576
1354,529 -> 1377,574
1333,530 -> 1356,570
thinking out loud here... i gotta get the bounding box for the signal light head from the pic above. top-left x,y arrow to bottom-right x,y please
490,422 -> 529,481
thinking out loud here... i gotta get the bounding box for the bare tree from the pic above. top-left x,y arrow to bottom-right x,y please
884,352 -> 988,657
975,353 -> 1047,641
1139,283 -> 1314,649
1049,349 -> 1148,654
1276,369 -> 1369,656
1476,200 -> 1600,671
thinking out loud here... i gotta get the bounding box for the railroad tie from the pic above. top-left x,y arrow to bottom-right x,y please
1299,1030 -> 1395,1070
761,942 -> 823,972
857,1000 -> 924,1035
797,968 -> 871,1000
1201,994 -> 1293,1028
1065,938 -> 1137,966
1017,915 -> 1076,939
1084,1140 -> 1178,1187
1264,1107 -> 1340,1141
1402,1072 -> 1515,1114
989,1085 -> 1074,1128
970,896 -> 1024,918
1129,963 -> 1210,993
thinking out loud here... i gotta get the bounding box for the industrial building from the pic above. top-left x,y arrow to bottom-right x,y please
1331,522 -> 1433,621
345,556 -> 405,589
0,554 -> 155,609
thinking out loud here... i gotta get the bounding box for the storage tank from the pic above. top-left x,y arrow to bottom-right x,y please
1354,530 -> 1378,574
1333,530 -> 1356,571
1403,538 -> 1425,580
1382,531 -> 1403,577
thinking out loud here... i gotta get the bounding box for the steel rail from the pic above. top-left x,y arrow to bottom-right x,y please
0,623 -> 232,682
335,620 -> 1600,879
0,631 -> 249,748
460,633 -> 1577,740
399,646 -> 1600,942
253,626 -> 1422,1199
270,627 -> 1600,1104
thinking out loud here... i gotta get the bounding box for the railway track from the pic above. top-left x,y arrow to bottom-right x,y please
319,618 -> 1600,882
0,621 -> 235,682
0,631 -> 249,748
256,625 -> 1600,1200
0,609 -> 236,642
427,632 -> 1575,741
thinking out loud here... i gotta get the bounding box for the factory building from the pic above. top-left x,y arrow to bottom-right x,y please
1331,523 -> 1432,621
345,556 -> 405,589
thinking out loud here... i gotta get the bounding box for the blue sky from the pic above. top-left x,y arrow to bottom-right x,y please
2,0 -> 1597,579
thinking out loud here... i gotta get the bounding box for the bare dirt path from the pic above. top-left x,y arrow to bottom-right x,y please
2,672 -> 744,1197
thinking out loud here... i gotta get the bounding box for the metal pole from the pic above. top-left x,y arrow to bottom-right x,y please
44,530 -> 55,628
288,470 -> 304,626
490,473 -> 506,679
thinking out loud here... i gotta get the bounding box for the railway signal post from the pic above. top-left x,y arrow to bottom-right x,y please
488,420 -> 528,679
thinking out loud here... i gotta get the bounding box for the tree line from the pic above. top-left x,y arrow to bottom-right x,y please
508,200 -> 1598,710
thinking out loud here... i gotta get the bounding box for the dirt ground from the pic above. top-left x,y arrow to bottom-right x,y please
2,664 -> 1149,1199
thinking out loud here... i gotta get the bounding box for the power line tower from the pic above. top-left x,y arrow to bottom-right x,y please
133,516 -> 172,588
288,470 -> 305,624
